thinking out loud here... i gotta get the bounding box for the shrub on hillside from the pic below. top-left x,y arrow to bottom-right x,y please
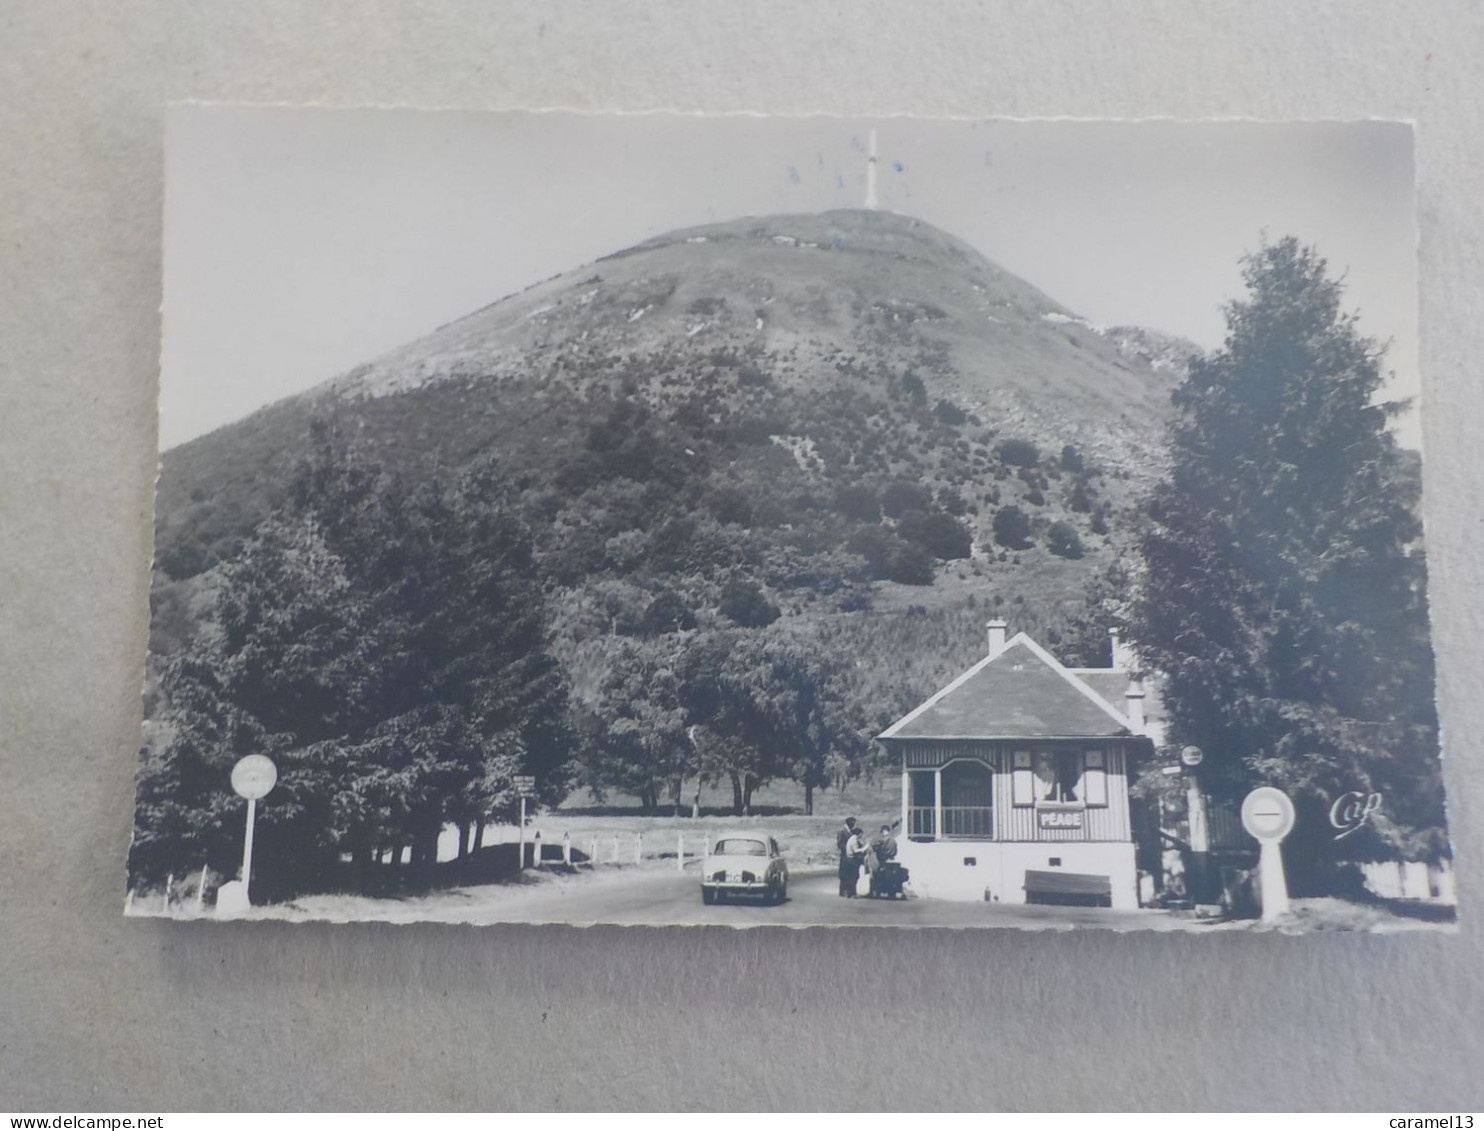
997,433 -> 1044,466
900,372 -> 927,405
707,486 -> 754,527
1068,477 -> 1095,513
1046,521 -> 1086,560
993,505 -> 1033,550
718,578 -> 781,627
835,483 -> 882,523
881,480 -> 933,518
934,399 -> 968,426
639,591 -> 697,636
997,438 -> 1040,468
898,509 -> 973,560
886,541 -> 935,585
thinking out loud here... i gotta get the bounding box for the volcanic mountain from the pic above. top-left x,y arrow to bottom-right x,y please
152,209 -> 1194,683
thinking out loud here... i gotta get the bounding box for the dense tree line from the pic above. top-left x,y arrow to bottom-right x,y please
1124,238 -> 1444,888
131,424 -> 573,896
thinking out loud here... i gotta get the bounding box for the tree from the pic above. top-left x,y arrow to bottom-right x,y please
718,578 -> 781,628
132,425 -> 574,897
582,640 -> 692,813
880,480 -> 933,518
898,509 -> 973,561
677,629 -> 867,815
992,505 -> 1032,549
1127,237 -> 1444,887
1046,520 -> 1085,560
997,438 -> 1040,468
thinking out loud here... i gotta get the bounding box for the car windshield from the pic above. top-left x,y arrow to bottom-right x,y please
713,838 -> 767,857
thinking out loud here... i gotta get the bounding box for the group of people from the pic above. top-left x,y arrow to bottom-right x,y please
835,816 -> 898,898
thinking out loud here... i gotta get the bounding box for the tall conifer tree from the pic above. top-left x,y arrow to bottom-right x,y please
1129,238 -> 1444,879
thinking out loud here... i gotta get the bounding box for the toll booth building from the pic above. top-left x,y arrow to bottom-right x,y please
878,620 -> 1154,909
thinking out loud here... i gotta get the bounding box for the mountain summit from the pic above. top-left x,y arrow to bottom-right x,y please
157,209 -> 1190,596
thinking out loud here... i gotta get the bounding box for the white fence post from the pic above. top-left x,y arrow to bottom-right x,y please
677,832 -> 685,872
531,830 -> 542,868
591,838 -> 599,868
562,832 -> 572,866
635,832 -> 643,866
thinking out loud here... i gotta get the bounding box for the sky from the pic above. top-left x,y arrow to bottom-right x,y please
161,107 -> 1419,450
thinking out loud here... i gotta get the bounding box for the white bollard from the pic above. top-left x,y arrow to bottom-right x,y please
677,832 -> 685,872
612,833 -> 620,865
591,838 -> 599,869
562,832 -> 572,866
531,830 -> 542,868
635,832 -> 643,866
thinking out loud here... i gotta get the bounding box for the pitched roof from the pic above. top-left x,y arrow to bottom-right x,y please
1068,669 -> 1132,707
878,633 -> 1137,741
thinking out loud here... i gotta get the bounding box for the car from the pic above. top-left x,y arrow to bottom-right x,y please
701,833 -> 788,905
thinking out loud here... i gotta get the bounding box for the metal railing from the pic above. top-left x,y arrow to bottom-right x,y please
907,806 -> 993,840
908,807 -> 936,840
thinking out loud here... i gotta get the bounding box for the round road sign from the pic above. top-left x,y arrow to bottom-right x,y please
1179,745 -> 1205,769
231,754 -> 278,801
1241,786 -> 1296,842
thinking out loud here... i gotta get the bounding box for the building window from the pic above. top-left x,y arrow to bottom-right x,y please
907,771 -> 936,840
941,760 -> 993,838
1034,749 -> 1084,804
1084,749 -> 1108,807
1012,750 -> 1034,807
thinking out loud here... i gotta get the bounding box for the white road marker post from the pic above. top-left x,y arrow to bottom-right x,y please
591,838 -> 598,869
611,833 -> 619,865
563,832 -> 571,866
225,754 -> 278,912
1241,786 -> 1296,922
635,831 -> 643,866
677,832 -> 685,872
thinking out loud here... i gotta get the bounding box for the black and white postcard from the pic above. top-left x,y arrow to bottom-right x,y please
130,107 -> 1454,932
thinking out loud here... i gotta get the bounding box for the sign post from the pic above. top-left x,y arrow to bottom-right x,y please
513,775 -> 536,870
1178,746 -> 1217,906
226,754 -> 277,911
1241,786 -> 1296,921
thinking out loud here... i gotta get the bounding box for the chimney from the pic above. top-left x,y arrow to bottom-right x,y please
987,619 -> 1008,658
1124,678 -> 1146,734
1108,627 -> 1134,672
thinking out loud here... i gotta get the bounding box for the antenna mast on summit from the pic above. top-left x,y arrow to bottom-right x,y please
865,129 -> 878,210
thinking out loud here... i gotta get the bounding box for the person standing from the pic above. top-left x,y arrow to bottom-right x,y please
872,823 -> 898,865
843,824 -> 868,898
836,817 -> 859,897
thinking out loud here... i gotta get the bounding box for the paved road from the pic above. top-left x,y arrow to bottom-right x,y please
351,865 -> 1197,931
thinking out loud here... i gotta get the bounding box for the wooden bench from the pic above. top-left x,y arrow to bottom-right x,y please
1024,869 -> 1113,907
